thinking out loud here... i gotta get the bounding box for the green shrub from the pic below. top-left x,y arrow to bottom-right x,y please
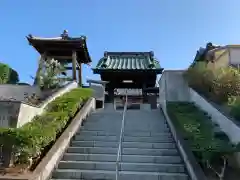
185,62 -> 240,105
0,88 -> 93,165
184,62 -> 215,99
211,67 -> 240,103
228,96 -> 240,120
167,102 -> 238,166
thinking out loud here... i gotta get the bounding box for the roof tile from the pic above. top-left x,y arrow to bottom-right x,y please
95,52 -> 161,70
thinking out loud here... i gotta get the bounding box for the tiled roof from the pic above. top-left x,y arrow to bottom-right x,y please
94,52 -> 162,71
26,31 -> 92,64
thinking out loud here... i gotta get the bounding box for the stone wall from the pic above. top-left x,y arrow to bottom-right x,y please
0,82 -> 78,128
0,84 -> 41,102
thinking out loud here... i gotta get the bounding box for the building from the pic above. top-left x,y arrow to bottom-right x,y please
92,51 -> 163,106
27,30 -> 92,86
193,42 -> 240,69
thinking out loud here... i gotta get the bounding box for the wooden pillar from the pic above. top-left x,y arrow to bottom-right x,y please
106,83 -> 114,102
72,51 -> 77,81
108,88 -> 114,102
78,63 -> 82,86
142,83 -> 148,103
34,53 -> 46,85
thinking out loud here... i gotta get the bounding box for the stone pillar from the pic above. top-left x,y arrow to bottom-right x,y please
72,51 -> 77,81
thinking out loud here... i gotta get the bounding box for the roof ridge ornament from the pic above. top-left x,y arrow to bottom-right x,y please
61,30 -> 69,40
104,51 -> 108,57
150,51 -> 154,57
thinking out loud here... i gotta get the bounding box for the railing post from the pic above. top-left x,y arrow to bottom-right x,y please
116,90 -> 128,180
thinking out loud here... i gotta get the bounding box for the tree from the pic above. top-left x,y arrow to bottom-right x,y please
8,68 -> 19,84
0,63 -> 19,84
36,59 -> 71,90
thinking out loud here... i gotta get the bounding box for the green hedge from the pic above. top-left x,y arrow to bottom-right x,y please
0,88 -> 92,165
167,102 -> 239,166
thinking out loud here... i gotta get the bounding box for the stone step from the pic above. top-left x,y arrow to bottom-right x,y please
50,109 -> 189,180
77,130 -> 172,137
71,141 -> 177,149
74,135 -> 118,142
67,147 -> 117,154
123,136 -> 174,143
74,135 -> 174,143
62,153 -> 183,164
122,148 -> 178,156
79,126 -> 170,132
84,119 -> 168,124
67,147 -> 179,156
84,121 -> 167,126
81,125 -> 170,131
57,161 -> 186,173
52,169 -> 189,180
81,125 -> 169,131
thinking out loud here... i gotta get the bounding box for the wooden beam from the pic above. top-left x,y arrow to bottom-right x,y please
65,67 -> 80,70
46,55 -> 72,60
72,51 -> 77,81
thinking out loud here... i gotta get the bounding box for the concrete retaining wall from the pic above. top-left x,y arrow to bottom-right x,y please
0,82 -> 78,128
158,70 -> 207,180
190,88 -> 240,144
159,70 -> 240,168
159,70 -> 191,102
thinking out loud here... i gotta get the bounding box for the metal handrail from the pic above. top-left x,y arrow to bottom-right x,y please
116,91 -> 128,180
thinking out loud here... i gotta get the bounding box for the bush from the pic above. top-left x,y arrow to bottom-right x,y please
211,67 -> 240,103
167,102 -> 238,166
0,88 -> 92,166
185,62 -> 240,104
228,96 -> 240,120
184,62 -> 215,99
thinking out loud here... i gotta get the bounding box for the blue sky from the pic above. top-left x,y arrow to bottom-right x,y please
0,0 -> 240,84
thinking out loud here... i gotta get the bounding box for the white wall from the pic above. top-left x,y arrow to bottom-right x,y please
190,89 -> 240,144
90,84 -> 105,101
229,48 -> 240,65
158,70 -> 191,102
0,85 -> 41,102
159,73 -> 166,111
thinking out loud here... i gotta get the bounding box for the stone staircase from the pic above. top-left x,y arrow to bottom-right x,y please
51,108 -> 190,180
